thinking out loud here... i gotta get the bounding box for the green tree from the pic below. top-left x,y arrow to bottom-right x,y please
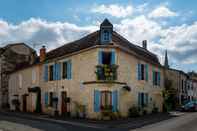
163,78 -> 177,112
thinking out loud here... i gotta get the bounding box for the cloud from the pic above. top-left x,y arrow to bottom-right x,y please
148,6 -> 178,18
0,18 -> 97,50
91,4 -> 133,18
0,15 -> 197,71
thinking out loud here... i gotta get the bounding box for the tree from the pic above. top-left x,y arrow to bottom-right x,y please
163,78 -> 177,112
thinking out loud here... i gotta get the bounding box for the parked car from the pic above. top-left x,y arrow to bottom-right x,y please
181,101 -> 197,112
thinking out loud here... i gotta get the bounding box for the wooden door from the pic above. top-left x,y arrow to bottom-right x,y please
61,91 -> 67,114
22,95 -> 27,112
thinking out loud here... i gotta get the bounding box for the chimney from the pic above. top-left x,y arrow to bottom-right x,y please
40,45 -> 46,62
142,40 -> 147,49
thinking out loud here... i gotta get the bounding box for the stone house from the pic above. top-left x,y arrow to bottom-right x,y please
8,19 -> 164,119
0,43 -> 36,109
164,51 -> 197,105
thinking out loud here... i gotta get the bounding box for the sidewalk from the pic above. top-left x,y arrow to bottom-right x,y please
0,111 -> 178,129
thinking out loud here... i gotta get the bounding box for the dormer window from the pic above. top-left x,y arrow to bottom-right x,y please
100,19 -> 113,44
103,30 -> 110,41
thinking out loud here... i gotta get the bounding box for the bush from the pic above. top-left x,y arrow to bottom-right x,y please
152,107 -> 159,114
128,106 -> 140,117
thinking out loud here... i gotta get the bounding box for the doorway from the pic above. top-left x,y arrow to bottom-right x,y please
61,91 -> 67,115
22,94 -> 27,112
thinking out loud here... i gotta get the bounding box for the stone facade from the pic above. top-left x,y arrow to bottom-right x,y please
8,19 -> 164,119
0,43 -> 36,109
9,46 -> 164,119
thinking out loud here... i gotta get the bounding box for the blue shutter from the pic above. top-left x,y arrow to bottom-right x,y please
112,90 -> 118,112
53,64 -> 56,80
67,60 -> 72,79
138,93 -> 141,107
56,63 -> 61,80
98,51 -> 102,65
158,72 -> 161,86
146,64 -> 148,81
44,65 -> 48,82
45,92 -> 48,106
94,90 -> 100,112
111,50 -> 116,65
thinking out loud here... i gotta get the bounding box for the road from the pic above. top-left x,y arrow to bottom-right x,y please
0,114 -> 105,131
0,112 -> 197,131
131,112 -> 197,131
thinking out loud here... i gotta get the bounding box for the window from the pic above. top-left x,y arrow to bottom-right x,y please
141,64 -> 145,80
153,71 -> 160,86
98,50 -> 115,65
101,91 -> 112,109
62,60 -> 72,79
102,52 -> 112,65
137,63 -> 148,81
138,93 -> 148,107
49,65 -> 54,81
103,30 -> 109,41
62,62 -> 68,79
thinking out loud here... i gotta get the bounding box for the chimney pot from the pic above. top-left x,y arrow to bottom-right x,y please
142,40 -> 147,49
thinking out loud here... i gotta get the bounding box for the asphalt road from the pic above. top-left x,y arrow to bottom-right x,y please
131,112 -> 197,131
0,114 -> 105,131
0,112 -> 197,131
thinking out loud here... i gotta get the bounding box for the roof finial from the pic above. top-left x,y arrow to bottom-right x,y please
164,50 -> 169,68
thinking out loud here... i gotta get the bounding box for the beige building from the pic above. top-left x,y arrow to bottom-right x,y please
9,19 -> 164,119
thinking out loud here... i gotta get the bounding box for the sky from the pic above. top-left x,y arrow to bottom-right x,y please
0,0 -> 197,72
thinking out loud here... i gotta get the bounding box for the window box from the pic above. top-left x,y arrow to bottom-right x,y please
95,64 -> 118,81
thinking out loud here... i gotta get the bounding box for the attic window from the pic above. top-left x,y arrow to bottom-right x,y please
103,30 -> 110,41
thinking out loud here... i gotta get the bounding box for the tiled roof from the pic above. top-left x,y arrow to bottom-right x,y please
45,30 -> 160,64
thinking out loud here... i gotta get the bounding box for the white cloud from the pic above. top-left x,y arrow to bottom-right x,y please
148,6 -> 178,18
0,18 -> 97,51
0,15 -> 197,71
91,4 -> 133,18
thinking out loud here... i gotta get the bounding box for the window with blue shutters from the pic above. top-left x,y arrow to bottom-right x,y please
138,92 -> 148,107
137,63 -> 148,81
153,71 -> 161,86
94,90 -> 101,112
98,50 -> 116,65
62,60 -> 72,80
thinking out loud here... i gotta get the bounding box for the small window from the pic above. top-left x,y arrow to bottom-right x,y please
62,62 -> 68,79
103,30 -> 110,41
49,65 -> 54,81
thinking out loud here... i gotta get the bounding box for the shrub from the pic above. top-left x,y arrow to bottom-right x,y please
128,106 -> 140,117
152,107 -> 159,114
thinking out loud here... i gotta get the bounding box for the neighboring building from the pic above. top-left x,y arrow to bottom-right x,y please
164,51 -> 197,105
164,68 -> 188,105
9,19 -> 164,119
0,43 -> 36,109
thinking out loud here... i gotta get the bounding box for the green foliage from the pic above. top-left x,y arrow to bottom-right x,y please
128,106 -> 140,117
163,78 -> 177,112
95,64 -> 118,81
